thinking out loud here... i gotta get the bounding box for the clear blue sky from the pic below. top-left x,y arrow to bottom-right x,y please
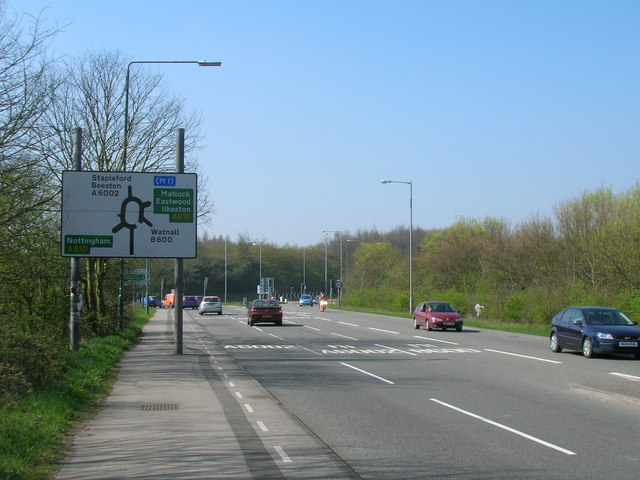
17,0 -> 640,246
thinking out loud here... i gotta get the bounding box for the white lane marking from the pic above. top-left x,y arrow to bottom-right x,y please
413,335 -> 460,345
298,345 -> 323,355
268,333 -> 284,340
257,421 -> 269,432
339,321 -> 359,327
368,327 -> 399,334
340,362 -> 395,385
235,391 -> 243,399
228,382 -> 235,388
284,320 -> 297,324
254,327 -> 264,332
244,404 -> 254,413
484,349 -> 562,364
304,325 -> 321,331
331,332 -> 359,341
274,446 -> 292,463
374,344 -> 418,356
315,317 -> 332,322
610,372 -> 640,382
430,398 -> 576,456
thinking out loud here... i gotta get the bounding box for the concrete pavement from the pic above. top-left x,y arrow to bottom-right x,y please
55,308 -> 359,480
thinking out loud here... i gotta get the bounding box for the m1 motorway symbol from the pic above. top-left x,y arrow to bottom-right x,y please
61,171 -> 197,258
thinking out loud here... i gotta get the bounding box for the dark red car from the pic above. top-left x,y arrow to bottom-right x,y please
413,301 -> 463,332
247,299 -> 283,326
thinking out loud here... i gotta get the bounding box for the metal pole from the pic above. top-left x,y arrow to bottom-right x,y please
339,234 -> 343,306
409,181 -> 413,314
324,234 -> 328,295
381,179 -> 414,313
174,128 -> 185,354
70,128 -> 82,351
145,258 -> 150,314
223,236 -> 227,302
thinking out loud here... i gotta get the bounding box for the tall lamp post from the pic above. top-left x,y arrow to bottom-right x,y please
218,234 -> 227,303
323,230 -> 343,304
117,59 -> 221,321
252,242 -> 262,298
302,248 -> 307,295
323,233 -> 328,296
380,179 -> 413,314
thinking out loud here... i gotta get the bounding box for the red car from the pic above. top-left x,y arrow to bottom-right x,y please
413,301 -> 463,332
247,299 -> 283,326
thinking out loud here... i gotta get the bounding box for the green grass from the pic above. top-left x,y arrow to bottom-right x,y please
0,308 -> 152,480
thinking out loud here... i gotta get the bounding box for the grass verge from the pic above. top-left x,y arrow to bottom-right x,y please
0,308 -> 152,480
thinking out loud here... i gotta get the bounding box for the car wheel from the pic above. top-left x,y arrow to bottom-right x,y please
413,317 -> 420,329
427,322 -> 433,331
199,311 -> 203,316
582,337 -> 594,358
456,326 -> 462,332
550,333 -> 562,353
218,311 -> 222,315
635,353 -> 640,360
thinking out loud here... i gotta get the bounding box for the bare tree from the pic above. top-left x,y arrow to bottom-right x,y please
39,50 -> 214,317
0,2 -> 65,316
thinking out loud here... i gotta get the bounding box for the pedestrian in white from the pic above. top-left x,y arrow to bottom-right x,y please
474,303 -> 484,317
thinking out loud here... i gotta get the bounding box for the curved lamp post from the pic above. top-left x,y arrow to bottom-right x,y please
252,242 -> 262,298
218,234 -> 227,303
380,179 -> 413,313
118,59 -> 221,321
323,230 -> 343,304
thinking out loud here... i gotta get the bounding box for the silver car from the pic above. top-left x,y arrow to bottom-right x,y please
199,296 -> 223,315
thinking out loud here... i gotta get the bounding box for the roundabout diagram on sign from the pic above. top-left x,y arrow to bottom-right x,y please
112,185 -> 153,255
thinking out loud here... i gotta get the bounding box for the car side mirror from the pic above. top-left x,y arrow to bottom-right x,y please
573,319 -> 583,327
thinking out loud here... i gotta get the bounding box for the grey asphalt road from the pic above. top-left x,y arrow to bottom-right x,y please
189,303 -> 640,480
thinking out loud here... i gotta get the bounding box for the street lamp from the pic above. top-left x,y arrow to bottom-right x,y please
380,179 -> 413,313
117,59 -> 221,320
252,242 -> 262,298
323,230 -> 343,305
323,233 -> 328,296
218,234 -> 227,303
302,248 -> 307,295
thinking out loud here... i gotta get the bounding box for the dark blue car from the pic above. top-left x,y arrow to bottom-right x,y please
550,306 -> 640,359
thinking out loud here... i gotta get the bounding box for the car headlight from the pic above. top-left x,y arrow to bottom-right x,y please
595,332 -> 614,340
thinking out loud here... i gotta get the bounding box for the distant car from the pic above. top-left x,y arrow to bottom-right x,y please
182,295 -> 199,309
247,299 -> 283,326
199,296 -> 223,315
413,301 -> 463,332
162,293 -> 175,308
550,306 -> 640,359
299,294 -> 313,306
145,296 -> 161,308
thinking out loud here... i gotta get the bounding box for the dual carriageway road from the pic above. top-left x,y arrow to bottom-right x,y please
183,303 -> 640,480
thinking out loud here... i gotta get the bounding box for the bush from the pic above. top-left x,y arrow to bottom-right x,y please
0,321 -> 67,391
